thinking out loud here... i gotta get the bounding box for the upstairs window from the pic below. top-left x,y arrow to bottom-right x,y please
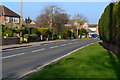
12,17 -> 19,23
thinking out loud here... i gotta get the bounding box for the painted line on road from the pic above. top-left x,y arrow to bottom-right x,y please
44,44 -> 48,45
60,44 -> 67,46
2,53 -> 25,59
74,42 -> 78,44
18,42 -> 96,79
72,39 -> 78,41
50,46 -> 58,49
68,43 -> 73,45
32,48 -> 45,53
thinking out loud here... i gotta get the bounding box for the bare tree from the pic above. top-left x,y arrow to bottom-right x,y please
36,14 -> 49,28
53,13 -> 69,34
73,14 -> 88,37
36,5 -> 69,34
74,14 -> 88,25
111,0 -> 120,2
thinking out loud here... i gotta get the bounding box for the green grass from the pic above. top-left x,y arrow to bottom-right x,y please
27,42 -> 120,79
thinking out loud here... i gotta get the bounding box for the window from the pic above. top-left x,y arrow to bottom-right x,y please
12,17 -> 19,23
5,17 -> 9,23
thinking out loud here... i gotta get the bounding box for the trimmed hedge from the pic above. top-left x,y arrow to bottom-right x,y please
99,2 -> 120,46
118,1 -> 120,47
98,4 -> 113,42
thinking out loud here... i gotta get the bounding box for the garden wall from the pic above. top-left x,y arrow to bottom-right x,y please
1,38 -> 20,45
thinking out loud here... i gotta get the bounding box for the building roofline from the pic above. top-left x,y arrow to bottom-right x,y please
0,5 -> 20,17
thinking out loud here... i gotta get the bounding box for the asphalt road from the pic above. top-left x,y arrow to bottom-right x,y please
2,39 -> 100,78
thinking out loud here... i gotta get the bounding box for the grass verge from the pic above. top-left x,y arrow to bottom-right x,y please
27,42 -> 120,79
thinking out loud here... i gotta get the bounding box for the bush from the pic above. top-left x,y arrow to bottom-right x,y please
37,28 -> 53,40
0,24 -> 3,37
20,41 -> 28,43
4,30 -> 13,37
30,34 -> 37,38
22,27 -> 29,35
37,28 -> 48,36
31,28 -> 40,35
24,34 -> 29,39
28,34 -> 38,42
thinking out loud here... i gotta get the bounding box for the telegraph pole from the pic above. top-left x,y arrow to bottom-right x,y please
20,0 -> 22,26
20,0 -> 23,41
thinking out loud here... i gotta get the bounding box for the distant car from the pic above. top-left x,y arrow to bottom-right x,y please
89,34 -> 99,38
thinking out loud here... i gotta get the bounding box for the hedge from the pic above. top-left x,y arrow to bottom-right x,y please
99,4 -> 113,42
98,2 -> 120,46
4,30 -> 13,37
118,1 -> 120,47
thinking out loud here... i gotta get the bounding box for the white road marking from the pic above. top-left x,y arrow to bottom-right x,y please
2,53 -> 25,59
32,48 -> 45,53
18,42 -> 96,79
72,39 -> 77,41
74,42 -> 78,43
60,44 -> 67,46
44,44 -> 48,45
68,43 -> 73,45
50,46 -> 58,49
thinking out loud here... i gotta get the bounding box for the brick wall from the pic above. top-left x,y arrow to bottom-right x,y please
0,16 -> 4,24
1,38 -> 20,45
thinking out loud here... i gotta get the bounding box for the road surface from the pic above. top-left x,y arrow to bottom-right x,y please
2,39 -> 99,78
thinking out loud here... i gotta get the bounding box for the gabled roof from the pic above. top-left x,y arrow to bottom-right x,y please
88,24 -> 98,28
0,5 -> 20,17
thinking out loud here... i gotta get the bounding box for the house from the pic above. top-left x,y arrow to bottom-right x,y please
0,5 -> 20,24
81,22 -> 89,30
88,24 -> 99,35
30,21 -> 36,24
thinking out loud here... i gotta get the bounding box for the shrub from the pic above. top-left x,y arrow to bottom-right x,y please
30,34 -> 37,38
28,34 -> 38,41
0,24 -> 3,37
20,41 -> 28,43
24,34 -> 29,39
22,27 -> 29,35
4,30 -> 13,37
31,28 -> 40,35
37,28 -> 48,36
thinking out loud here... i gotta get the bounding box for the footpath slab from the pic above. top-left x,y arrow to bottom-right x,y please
1,40 -> 68,50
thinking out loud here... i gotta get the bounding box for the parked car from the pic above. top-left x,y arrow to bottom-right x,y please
89,34 -> 99,38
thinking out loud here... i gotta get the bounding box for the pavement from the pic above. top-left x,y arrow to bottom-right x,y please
2,39 -> 100,79
2,40 -> 67,50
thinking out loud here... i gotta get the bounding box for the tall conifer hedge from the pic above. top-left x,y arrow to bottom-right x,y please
98,2 -> 120,47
